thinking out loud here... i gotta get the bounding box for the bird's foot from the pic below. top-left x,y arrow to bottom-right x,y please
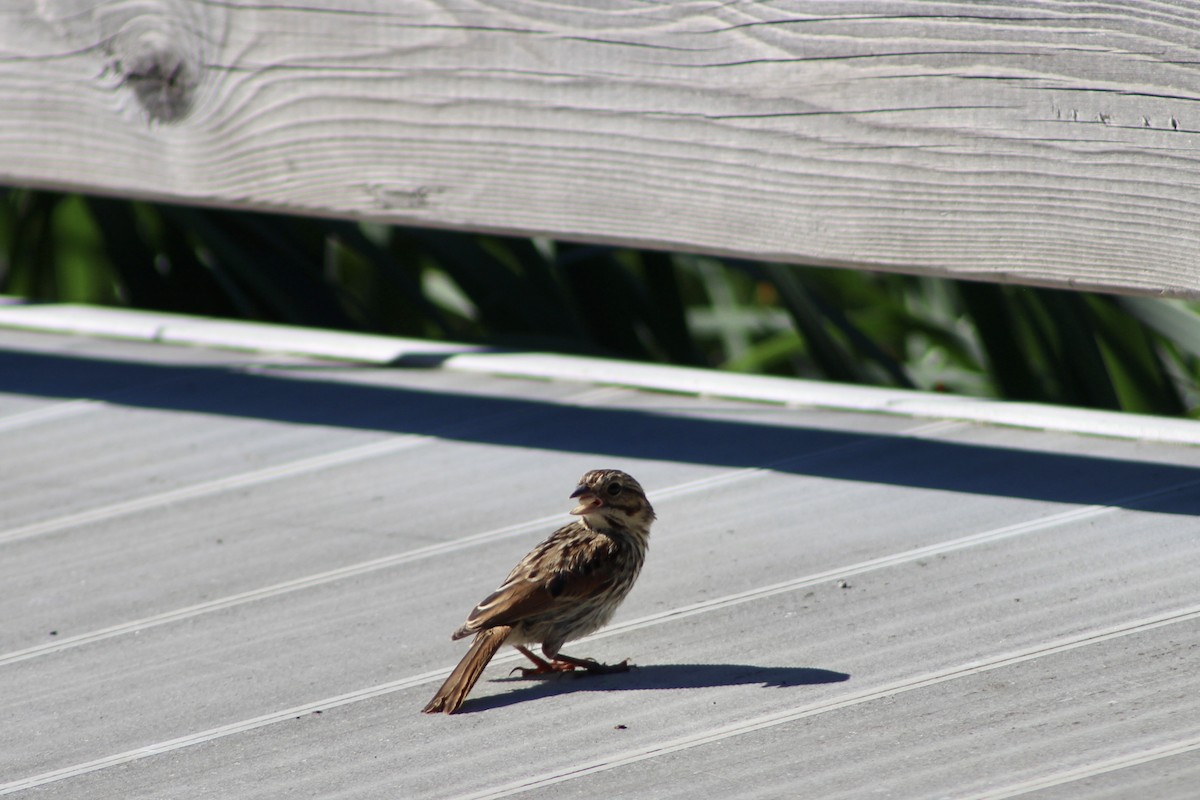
510,646 -> 633,678
577,657 -> 632,675
552,653 -> 633,675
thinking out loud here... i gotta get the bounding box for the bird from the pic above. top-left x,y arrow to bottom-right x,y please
422,469 -> 656,714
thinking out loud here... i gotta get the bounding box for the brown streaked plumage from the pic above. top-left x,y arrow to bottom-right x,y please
422,469 -> 655,714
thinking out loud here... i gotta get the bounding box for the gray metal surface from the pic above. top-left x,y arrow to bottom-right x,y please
2,324 -> 1200,799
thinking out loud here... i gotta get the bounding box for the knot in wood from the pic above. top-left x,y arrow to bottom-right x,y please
115,27 -> 198,123
36,0 -> 214,124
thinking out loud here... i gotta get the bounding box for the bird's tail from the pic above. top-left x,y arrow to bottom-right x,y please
422,626 -> 512,714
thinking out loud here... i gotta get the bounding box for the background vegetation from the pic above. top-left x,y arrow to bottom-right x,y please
4,187 -> 1200,416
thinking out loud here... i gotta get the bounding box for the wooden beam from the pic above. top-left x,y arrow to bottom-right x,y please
4,1 -> 1200,295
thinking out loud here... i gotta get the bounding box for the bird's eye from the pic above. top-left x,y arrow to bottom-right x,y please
606,483 -> 623,497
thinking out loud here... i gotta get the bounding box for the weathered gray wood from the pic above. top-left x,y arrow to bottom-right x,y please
4,1 -> 1200,295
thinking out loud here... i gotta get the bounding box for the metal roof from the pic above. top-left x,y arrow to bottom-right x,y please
2,304 -> 1200,799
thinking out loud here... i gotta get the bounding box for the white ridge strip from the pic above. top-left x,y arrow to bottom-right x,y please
0,421 -> 932,665
0,451 -> 838,665
0,667 -> 451,796
0,399 -> 103,433
2,303 -> 1200,445
4,601 -> 1198,797
0,377 -> 910,552
0,436 -> 432,546
445,352 -> 1200,445
961,735 -> 1200,799
0,512 -> 562,667
3,465 -> 1194,670
557,472 -> 1200,649
452,605 -> 1200,800
580,504 -> 1121,643
0,420 -> 1054,666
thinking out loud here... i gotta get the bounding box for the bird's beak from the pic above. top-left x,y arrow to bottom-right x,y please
569,485 -> 603,516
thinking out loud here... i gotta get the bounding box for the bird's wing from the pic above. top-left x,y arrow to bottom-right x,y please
469,568 -> 614,628
453,534 -> 616,637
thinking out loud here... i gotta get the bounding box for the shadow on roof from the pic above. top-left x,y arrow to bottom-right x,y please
3,348 -> 1198,515
458,662 -> 853,714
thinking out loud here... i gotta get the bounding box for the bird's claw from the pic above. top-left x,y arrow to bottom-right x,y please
509,660 -> 580,678
581,658 -> 633,675
509,657 -> 634,678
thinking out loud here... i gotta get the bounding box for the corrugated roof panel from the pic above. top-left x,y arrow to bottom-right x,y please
2,317 -> 1200,799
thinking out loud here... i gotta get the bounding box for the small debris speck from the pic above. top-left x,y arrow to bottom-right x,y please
614,724 -> 627,730
49,630 -> 58,636
836,580 -> 851,589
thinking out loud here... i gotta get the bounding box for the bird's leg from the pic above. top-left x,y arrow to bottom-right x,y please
510,645 -> 577,677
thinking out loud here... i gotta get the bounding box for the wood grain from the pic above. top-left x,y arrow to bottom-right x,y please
4,1 -> 1200,295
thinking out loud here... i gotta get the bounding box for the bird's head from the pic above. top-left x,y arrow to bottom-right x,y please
569,469 -> 655,531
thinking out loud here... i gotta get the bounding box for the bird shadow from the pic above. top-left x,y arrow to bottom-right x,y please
456,662 -> 851,714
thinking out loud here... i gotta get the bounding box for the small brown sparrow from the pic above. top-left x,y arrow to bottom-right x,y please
422,469 -> 655,714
